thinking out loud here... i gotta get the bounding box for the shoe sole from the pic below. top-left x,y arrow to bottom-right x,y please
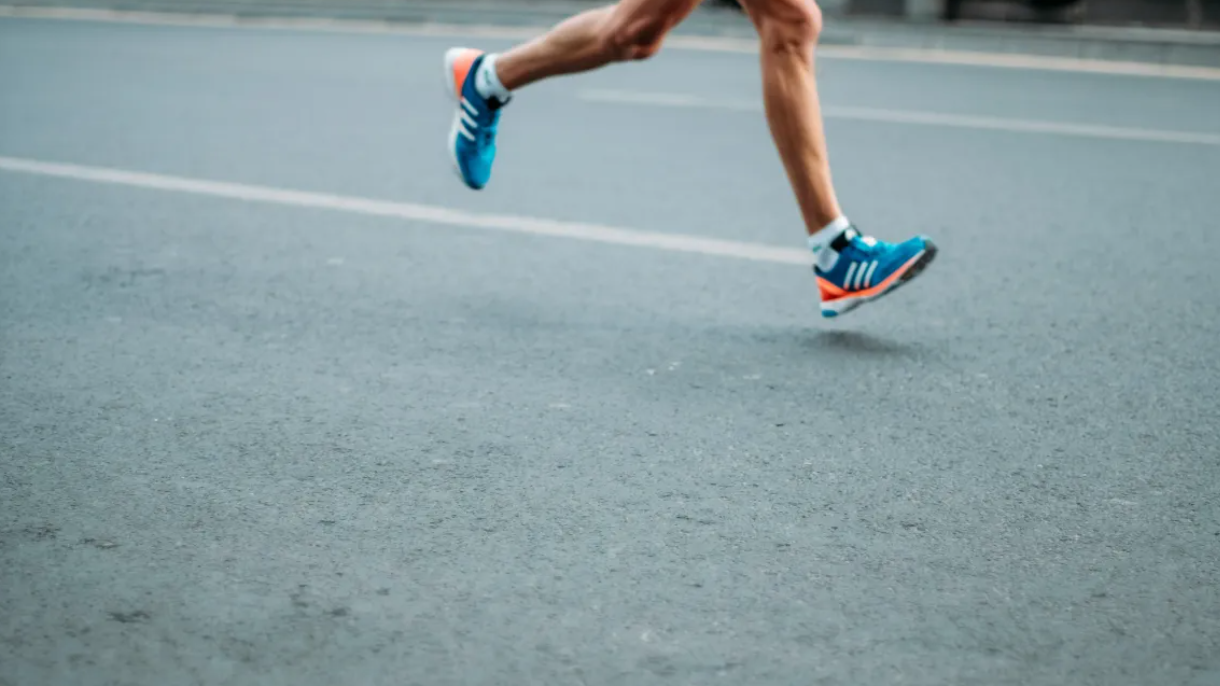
443,47 -> 477,188
821,240 -> 939,318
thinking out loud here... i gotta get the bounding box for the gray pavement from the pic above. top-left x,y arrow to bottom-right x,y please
2,15 -> 1219,686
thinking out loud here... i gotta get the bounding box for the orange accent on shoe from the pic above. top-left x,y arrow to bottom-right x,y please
451,49 -> 482,99
817,278 -> 847,300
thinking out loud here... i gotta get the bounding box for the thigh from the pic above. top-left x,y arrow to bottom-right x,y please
735,0 -> 818,25
613,0 -> 704,31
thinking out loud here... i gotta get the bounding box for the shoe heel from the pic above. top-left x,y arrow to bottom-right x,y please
443,47 -> 481,102
443,47 -> 465,101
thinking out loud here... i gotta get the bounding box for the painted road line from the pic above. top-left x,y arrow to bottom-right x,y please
579,89 -> 1220,147
3,5 -> 1220,82
814,45 -> 1220,82
0,156 -> 811,266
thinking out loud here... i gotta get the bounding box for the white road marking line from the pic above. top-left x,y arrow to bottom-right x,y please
0,156 -> 810,266
815,45 -> 1220,82
3,5 -> 1220,81
579,89 -> 1220,147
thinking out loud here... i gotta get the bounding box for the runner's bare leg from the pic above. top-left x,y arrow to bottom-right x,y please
446,0 -> 937,318
729,0 -> 937,318
738,0 -> 844,234
493,0 -> 704,91
497,0 -> 844,234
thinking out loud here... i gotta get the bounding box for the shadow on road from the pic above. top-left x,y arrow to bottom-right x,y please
803,329 -> 919,357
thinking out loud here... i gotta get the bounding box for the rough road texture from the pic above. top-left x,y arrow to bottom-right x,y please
1,16 -> 1218,686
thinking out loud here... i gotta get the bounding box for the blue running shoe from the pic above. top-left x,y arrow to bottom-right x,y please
444,48 -> 508,190
815,226 -> 937,318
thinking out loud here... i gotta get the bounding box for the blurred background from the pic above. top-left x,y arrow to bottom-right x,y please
6,0 -> 1220,28
6,0 -> 1218,65
724,0 -> 1220,28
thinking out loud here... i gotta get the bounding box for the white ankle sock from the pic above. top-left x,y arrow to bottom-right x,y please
474,54 -> 511,102
808,215 -> 852,271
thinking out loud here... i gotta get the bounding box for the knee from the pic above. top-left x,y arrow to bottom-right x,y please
602,8 -> 671,61
755,0 -> 822,54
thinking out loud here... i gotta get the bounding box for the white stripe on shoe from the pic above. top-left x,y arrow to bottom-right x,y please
843,262 -> 858,289
461,97 -> 479,116
863,260 -> 878,288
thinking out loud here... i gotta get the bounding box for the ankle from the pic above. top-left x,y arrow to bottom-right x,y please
474,54 -> 512,102
808,216 -> 852,271
808,216 -> 850,250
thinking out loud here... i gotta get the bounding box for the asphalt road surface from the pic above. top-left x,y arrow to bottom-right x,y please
2,15 -> 1219,686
